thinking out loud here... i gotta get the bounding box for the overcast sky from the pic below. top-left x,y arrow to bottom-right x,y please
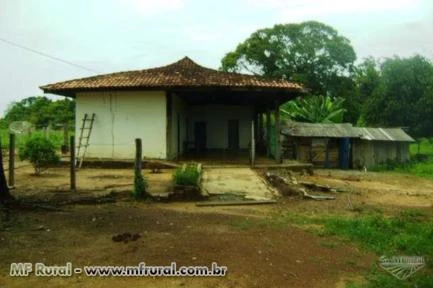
0,0 -> 432,116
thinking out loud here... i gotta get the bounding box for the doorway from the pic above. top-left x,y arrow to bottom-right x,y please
228,119 -> 239,151
194,122 -> 207,154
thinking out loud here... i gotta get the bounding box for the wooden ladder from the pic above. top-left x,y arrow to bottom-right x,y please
76,113 -> 95,168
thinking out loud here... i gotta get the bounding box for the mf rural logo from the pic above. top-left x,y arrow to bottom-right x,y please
379,256 -> 425,280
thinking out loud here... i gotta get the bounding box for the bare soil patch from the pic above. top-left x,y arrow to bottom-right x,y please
0,203 -> 373,288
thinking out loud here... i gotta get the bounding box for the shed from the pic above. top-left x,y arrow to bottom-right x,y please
352,127 -> 415,169
281,122 -> 360,168
281,122 -> 415,169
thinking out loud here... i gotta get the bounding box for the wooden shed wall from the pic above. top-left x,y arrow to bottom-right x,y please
352,140 -> 411,169
282,137 -> 340,168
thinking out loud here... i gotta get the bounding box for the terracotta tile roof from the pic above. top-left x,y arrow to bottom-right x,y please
40,57 -> 305,96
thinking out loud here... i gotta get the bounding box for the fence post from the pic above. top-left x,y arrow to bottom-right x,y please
62,123 -> 69,154
135,138 -> 142,174
70,136 -> 76,191
251,120 -> 255,168
8,133 -> 15,188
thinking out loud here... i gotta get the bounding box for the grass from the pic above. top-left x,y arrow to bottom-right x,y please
305,210 -> 433,288
323,210 -> 433,257
230,208 -> 433,288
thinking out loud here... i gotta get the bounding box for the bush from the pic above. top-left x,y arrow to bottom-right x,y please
173,163 -> 201,186
133,171 -> 149,199
19,135 -> 60,175
171,163 -> 202,200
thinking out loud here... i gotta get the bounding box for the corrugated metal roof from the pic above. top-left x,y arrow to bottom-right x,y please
281,122 -> 415,142
355,127 -> 415,142
281,122 -> 361,138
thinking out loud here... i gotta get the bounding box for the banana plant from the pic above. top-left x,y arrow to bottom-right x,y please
281,95 -> 346,123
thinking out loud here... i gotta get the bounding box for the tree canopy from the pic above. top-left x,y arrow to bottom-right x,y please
221,21 -> 433,137
359,56 -> 433,138
1,96 -> 75,129
221,21 -> 356,96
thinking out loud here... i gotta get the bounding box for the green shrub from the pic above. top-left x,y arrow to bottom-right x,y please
173,163 -> 201,186
133,171 -> 149,199
19,135 -> 60,175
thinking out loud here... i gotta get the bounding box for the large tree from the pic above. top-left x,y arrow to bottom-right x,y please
361,55 -> 433,137
221,21 -> 357,96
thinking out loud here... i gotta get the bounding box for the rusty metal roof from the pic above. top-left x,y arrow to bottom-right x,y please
281,122 -> 415,142
281,121 -> 360,138
40,57 -> 305,97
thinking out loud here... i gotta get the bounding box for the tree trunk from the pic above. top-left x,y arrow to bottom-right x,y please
0,138 -> 13,202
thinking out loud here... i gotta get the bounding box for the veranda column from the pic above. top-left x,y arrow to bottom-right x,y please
266,107 -> 271,157
274,100 -> 281,163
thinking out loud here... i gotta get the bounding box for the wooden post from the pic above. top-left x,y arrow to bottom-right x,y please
266,107 -> 271,157
135,138 -> 142,174
70,136 -> 76,191
8,134 -> 15,188
274,101 -> 281,163
0,137 -> 12,202
251,120 -> 255,168
325,139 -> 330,168
257,113 -> 262,143
63,123 -> 69,153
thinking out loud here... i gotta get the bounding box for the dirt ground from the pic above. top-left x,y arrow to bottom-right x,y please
1,163 -> 433,287
302,169 -> 433,208
0,203 -> 374,288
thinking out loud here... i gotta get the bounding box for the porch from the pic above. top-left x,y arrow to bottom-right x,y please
166,88 -> 301,165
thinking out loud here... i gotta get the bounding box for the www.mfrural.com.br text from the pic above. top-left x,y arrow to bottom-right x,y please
9,262 -> 227,277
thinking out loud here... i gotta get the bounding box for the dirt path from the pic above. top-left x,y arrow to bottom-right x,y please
301,169 -> 433,208
0,203 -> 373,288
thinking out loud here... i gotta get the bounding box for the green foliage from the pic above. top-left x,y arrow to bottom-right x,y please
271,209 -> 433,288
323,212 -> 433,288
360,56 -> 433,138
348,268 -> 433,288
19,135 -> 60,175
3,96 -> 75,128
280,95 -> 346,123
173,163 -> 201,186
323,212 -> 433,256
133,171 -> 148,199
221,21 -> 356,96
0,129 -> 66,150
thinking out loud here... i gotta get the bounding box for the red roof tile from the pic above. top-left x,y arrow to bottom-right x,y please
40,57 -> 305,96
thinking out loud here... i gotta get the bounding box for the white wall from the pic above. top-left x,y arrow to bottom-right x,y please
76,91 -> 167,159
186,105 -> 253,149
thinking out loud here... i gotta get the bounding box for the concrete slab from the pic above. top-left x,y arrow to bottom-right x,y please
201,168 -> 277,201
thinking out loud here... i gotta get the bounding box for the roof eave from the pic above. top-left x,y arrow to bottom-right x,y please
40,84 -> 307,98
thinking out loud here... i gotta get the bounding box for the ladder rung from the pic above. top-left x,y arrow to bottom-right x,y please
77,113 -> 95,168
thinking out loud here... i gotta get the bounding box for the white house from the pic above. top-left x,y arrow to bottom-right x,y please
41,57 -> 305,162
